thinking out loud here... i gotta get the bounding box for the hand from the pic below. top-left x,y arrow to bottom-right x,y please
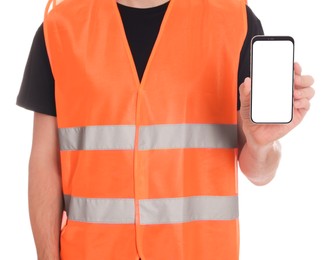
239,62 -> 315,147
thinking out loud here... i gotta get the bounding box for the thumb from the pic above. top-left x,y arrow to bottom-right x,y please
239,77 -> 251,122
239,77 -> 251,109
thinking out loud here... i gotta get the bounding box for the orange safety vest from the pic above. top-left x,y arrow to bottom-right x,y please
44,0 -> 247,259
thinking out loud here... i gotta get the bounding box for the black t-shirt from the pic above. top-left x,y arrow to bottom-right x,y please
16,3 -> 264,116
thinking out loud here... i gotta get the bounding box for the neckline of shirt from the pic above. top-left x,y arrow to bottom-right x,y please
117,1 -> 169,14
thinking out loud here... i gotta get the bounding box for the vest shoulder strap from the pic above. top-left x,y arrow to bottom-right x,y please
44,0 -> 64,18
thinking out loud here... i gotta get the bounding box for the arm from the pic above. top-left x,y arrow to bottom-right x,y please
238,112 -> 281,185
29,112 -> 62,260
238,63 -> 314,186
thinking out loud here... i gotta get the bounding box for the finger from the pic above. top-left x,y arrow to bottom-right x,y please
294,86 -> 315,100
294,62 -> 302,76
239,78 -> 252,122
294,75 -> 315,88
239,77 -> 251,105
294,98 -> 311,111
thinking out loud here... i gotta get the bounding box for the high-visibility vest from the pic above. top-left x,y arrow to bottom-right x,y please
44,0 -> 247,259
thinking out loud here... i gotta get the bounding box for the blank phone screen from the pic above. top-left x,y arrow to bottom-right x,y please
251,37 -> 294,123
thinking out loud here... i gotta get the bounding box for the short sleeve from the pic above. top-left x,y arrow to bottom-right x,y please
237,5 -> 264,110
16,23 -> 56,116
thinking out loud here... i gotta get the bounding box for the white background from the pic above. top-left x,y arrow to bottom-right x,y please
1,0 -> 333,259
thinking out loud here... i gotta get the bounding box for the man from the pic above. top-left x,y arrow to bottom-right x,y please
17,0 -> 314,259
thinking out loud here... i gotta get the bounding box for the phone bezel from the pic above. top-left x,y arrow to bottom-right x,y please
250,35 -> 295,124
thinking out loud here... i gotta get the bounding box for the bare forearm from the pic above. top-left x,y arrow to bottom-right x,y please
29,113 -> 63,260
239,140 -> 281,185
29,162 -> 63,260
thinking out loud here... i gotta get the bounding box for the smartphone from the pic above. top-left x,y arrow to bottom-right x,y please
250,36 -> 295,124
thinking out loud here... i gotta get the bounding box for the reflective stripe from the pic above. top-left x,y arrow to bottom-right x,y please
63,195 -> 238,225
64,195 -> 135,224
58,125 -> 136,151
58,124 -> 236,151
139,196 -> 238,225
138,124 -> 237,150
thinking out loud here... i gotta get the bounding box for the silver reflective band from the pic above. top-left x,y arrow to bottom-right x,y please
139,196 -> 238,225
138,124 -> 237,150
64,195 -> 135,224
63,195 -> 238,225
59,125 -> 136,151
58,124 -> 237,151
